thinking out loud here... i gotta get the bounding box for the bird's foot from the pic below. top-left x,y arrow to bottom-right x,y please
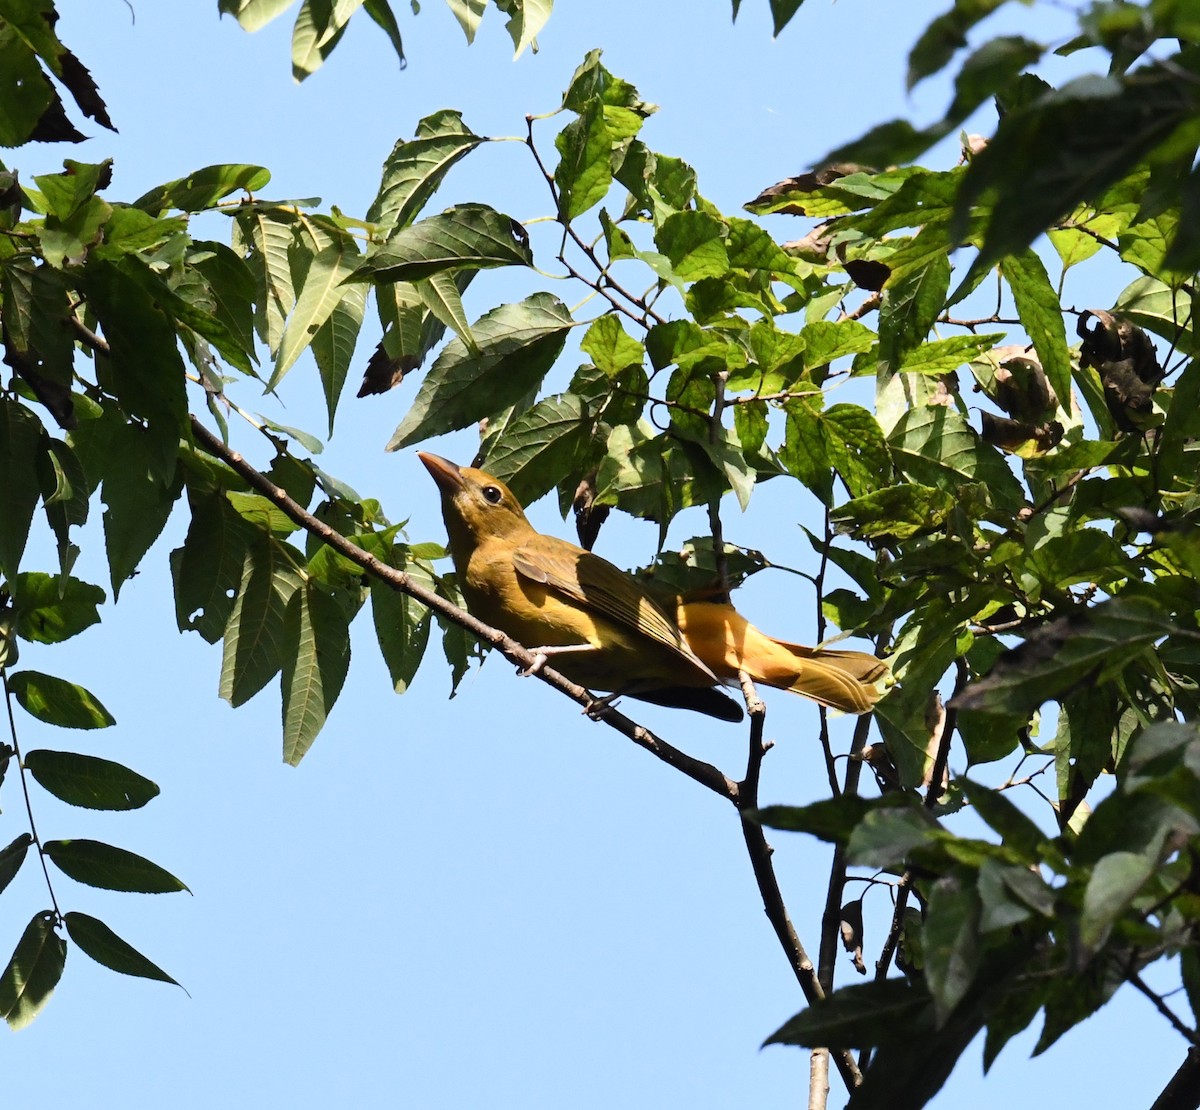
584,692 -> 621,719
517,651 -> 548,677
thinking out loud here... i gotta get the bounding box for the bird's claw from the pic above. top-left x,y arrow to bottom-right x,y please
517,651 -> 548,677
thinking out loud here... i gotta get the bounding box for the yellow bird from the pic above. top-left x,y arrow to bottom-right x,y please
419,453 -> 744,722
672,600 -> 887,714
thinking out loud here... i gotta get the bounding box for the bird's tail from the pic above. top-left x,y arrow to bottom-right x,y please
674,601 -> 888,715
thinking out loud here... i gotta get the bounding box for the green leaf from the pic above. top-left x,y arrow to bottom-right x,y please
218,0 -> 296,33
1079,850 -> 1157,952
0,834 -> 33,898
291,0 -> 361,79
23,750 -> 159,811
445,0 -> 487,42
764,977 -> 929,1048
500,0 -> 552,58
271,225 -> 362,388
654,211 -> 729,282
899,333 -> 1007,377
43,839 -> 188,894
755,796 -> 877,842
832,483 -> 956,543
1113,275 -> 1200,356
190,240 -> 259,366
386,293 -> 573,450
480,392 -> 591,505
371,577 -> 431,695
951,596 -> 1184,718
362,0 -> 406,65
100,421 -> 183,599
958,68 -> 1198,273
367,109 -> 485,231
0,398 -> 43,581
889,406 -> 1024,511
923,877 -> 981,1024
354,204 -> 532,283
416,270 -> 476,353
7,670 -> 115,729
219,537 -> 305,707
11,573 -> 104,645
281,583 -> 352,766
959,779 -> 1044,862
84,259 -> 187,475
236,208 -> 299,352
906,0 -> 1010,88
132,164 -> 271,216
172,492 -> 255,644
0,913 -> 65,1031
311,274 -> 367,436
63,912 -> 182,988
1001,250 -> 1071,410
847,806 -> 941,868
554,97 -> 613,219
581,315 -> 645,377
0,27 -> 54,147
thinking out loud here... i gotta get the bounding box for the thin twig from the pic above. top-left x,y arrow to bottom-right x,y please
2,671 -> 62,922
187,417 -> 740,799
1129,971 -> 1200,1046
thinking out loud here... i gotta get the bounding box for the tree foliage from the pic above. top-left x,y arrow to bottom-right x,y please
2,2 -> 1200,1107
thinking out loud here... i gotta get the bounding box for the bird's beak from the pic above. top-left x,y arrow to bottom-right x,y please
417,451 -> 465,494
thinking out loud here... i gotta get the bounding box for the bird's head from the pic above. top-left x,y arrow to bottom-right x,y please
417,452 -> 531,545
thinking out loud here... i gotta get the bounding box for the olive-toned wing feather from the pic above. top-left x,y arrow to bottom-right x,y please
511,536 -> 719,682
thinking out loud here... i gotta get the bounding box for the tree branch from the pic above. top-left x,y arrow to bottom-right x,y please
187,415 -> 739,798
1150,1048 -> 1200,1110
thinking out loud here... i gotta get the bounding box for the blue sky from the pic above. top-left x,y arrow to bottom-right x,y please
3,2 -> 1187,1107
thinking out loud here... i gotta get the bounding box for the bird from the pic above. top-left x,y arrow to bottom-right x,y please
671,599 -> 887,714
418,452 -> 744,722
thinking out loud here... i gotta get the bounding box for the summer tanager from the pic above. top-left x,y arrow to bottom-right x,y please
672,600 -> 887,714
419,453 -> 744,722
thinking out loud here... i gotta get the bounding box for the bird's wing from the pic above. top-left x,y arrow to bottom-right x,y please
511,536 -> 716,677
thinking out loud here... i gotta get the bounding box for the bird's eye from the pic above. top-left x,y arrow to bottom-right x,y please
482,486 -> 503,504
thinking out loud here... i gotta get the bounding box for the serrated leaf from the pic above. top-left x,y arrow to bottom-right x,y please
7,670 -> 115,729
354,203 -> 532,283
654,210 -> 729,282
311,272 -> 368,435
580,314 -> 645,377
367,109 -> 485,230
43,839 -> 188,894
371,576 -> 431,695
416,269 -> 476,353
0,913 -> 65,1031
555,97 -> 612,219
271,225 -> 361,388
219,538 -> 305,707
172,492 -> 255,644
386,293 -> 573,450
480,392 -> 590,505
889,405 -> 1024,511
281,583 -> 352,766
63,912 -> 182,988
237,208 -> 299,352
23,750 -> 159,811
